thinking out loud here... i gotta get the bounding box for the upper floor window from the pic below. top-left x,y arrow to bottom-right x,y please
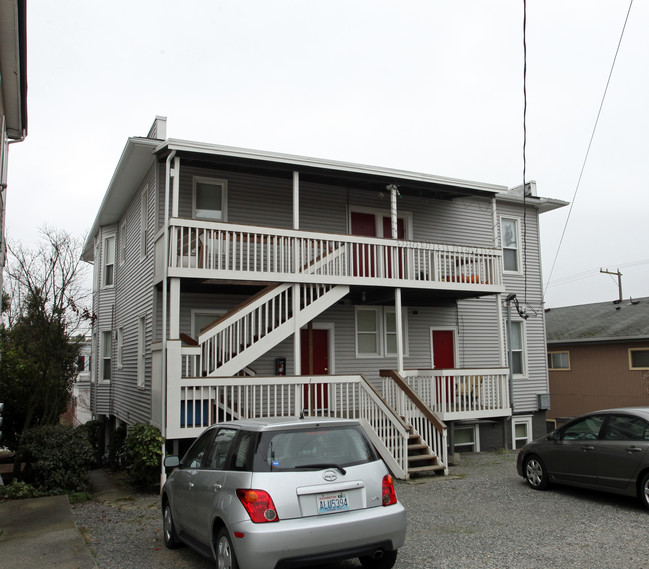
117,327 -> 124,369
101,330 -> 112,381
629,348 -> 649,370
509,320 -> 526,376
501,218 -> 520,272
548,351 -> 570,370
193,177 -> 227,221
384,308 -> 408,357
103,236 -> 116,287
355,306 -> 408,358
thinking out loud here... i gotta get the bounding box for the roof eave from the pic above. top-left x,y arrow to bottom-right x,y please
156,139 -> 508,197
82,137 -> 159,261
0,0 -> 28,138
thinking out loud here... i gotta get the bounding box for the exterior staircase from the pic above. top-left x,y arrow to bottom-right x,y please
407,429 -> 446,476
198,282 -> 349,377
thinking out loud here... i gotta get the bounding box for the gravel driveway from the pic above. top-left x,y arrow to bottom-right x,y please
72,450 -> 648,569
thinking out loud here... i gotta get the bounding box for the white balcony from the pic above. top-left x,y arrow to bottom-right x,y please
155,218 -> 504,293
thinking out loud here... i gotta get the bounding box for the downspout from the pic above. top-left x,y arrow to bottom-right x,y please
388,184 -> 404,373
293,171 -> 301,377
161,150 -> 176,479
506,293 -> 515,413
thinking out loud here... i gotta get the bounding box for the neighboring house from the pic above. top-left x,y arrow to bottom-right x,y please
546,297 -> 649,423
82,117 -> 566,478
0,0 -> 28,291
62,339 -> 93,426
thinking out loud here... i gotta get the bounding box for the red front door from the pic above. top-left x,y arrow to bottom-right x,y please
432,330 -> 455,403
351,212 -> 376,277
301,328 -> 329,410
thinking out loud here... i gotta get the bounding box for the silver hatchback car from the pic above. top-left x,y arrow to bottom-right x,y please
161,417 -> 407,569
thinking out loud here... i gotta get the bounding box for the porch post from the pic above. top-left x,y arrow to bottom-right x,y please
169,278 -> 181,338
389,184 -> 404,373
293,171 -> 299,230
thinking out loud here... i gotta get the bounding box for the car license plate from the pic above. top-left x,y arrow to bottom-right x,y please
318,492 -> 350,514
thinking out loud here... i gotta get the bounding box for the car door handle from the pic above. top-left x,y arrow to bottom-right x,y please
188,482 -> 194,490
213,483 -> 222,492
581,446 -> 595,452
625,446 -> 642,454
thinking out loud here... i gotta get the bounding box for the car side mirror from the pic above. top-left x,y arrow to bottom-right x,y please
549,431 -> 561,441
164,455 -> 180,468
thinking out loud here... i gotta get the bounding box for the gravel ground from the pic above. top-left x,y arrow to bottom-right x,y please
72,450 -> 648,569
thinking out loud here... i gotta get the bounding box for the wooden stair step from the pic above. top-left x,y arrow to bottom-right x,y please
408,463 -> 447,474
408,453 -> 438,464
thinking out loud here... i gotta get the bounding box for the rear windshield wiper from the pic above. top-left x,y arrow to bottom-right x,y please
293,463 -> 347,475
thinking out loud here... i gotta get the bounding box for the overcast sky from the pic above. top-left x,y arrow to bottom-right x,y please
6,0 -> 649,308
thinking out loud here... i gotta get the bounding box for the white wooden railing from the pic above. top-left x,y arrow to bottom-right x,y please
392,368 -> 512,420
160,219 -> 503,290
165,347 -> 411,478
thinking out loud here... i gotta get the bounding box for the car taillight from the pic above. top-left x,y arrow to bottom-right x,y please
236,489 -> 279,523
382,474 -> 397,506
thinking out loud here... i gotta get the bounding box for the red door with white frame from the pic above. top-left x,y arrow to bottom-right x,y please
432,330 -> 456,405
301,328 -> 329,412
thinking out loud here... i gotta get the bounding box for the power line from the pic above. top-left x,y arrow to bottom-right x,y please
543,0 -> 634,301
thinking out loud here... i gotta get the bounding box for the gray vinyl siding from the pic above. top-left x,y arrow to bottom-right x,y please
173,165 -> 497,247
92,227 -> 117,417
496,200 -> 549,413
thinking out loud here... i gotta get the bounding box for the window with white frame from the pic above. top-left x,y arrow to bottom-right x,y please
384,308 -> 408,356
512,416 -> 533,449
137,316 -> 146,388
355,307 -> 381,357
193,177 -> 227,221
101,331 -> 112,381
501,218 -> 520,272
548,351 -> 570,370
103,236 -> 116,287
117,327 -> 124,369
192,310 -> 225,339
94,242 -> 100,291
140,189 -> 148,259
629,348 -> 649,370
509,320 -> 526,375
454,424 -> 480,452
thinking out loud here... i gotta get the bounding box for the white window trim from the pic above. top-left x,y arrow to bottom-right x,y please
103,235 -> 116,288
509,320 -> 528,378
117,327 -> 124,369
512,415 -> 533,449
501,216 -> 522,274
100,330 -> 112,383
93,242 -> 100,292
384,307 -> 409,357
193,176 -> 228,222
454,424 -> 480,452
355,306 -> 382,358
137,315 -> 146,389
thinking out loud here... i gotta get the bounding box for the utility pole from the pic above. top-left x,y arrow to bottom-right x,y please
600,268 -> 623,302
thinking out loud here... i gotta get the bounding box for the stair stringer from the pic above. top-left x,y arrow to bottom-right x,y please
207,284 -> 349,377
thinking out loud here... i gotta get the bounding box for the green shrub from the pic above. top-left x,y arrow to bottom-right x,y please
0,479 -> 43,501
18,424 -> 94,494
77,419 -> 103,467
122,424 -> 164,490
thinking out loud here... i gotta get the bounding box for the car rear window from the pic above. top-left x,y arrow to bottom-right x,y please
252,425 -> 379,472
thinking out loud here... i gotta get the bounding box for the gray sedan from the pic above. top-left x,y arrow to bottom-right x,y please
517,406 -> 649,509
161,417 -> 406,569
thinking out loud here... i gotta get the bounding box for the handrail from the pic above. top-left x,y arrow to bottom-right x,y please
380,369 -> 446,432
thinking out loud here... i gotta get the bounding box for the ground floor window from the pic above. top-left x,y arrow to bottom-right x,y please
453,424 -> 480,452
512,416 -> 533,449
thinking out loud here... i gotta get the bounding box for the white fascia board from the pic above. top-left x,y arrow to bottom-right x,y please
82,137 -> 158,261
0,0 -> 25,137
497,193 -> 569,214
157,139 -> 507,196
